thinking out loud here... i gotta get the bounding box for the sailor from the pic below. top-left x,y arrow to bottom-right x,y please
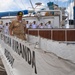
9,22 -> 11,26
46,21 -> 53,28
4,23 -> 9,34
29,22 -> 32,28
44,24 -> 47,28
26,21 -> 30,28
9,11 -> 26,40
39,23 -> 44,28
31,21 -> 37,29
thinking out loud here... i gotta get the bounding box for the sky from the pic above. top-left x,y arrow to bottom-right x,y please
0,0 -> 74,19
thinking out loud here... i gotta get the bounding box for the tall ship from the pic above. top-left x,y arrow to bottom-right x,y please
0,0 -> 75,75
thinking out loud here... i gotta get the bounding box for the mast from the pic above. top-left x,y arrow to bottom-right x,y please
29,0 -> 35,10
74,0 -> 75,19
73,0 -> 75,28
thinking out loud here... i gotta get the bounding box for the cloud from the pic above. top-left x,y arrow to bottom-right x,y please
66,2 -> 74,19
0,0 -> 13,11
48,0 -> 68,2
0,0 -> 72,13
0,0 -> 28,12
56,0 -> 68,2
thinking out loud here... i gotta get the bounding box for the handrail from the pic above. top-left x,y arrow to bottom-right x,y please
27,29 -> 75,43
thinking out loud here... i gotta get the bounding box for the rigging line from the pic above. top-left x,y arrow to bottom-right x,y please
20,0 -> 26,8
13,0 -> 23,10
70,0 -> 72,3
29,0 -> 35,10
57,0 -> 58,5
66,0 -> 69,8
14,2 -> 22,9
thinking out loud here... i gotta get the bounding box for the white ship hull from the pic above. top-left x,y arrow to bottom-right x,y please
0,33 -> 75,75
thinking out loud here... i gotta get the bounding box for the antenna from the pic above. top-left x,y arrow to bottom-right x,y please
73,0 -> 75,28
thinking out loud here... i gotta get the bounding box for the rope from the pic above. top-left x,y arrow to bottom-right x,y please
13,0 -> 24,9
29,0 -> 35,10
20,0 -> 26,9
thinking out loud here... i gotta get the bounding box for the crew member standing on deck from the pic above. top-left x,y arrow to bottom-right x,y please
46,21 -> 53,28
4,23 -> 9,34
9,11 -> 26,40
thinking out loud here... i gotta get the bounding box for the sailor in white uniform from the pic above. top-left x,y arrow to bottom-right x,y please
4,23 -> 9,34
31,21 -> 37,29
46,21 -> 53,28
39,23 -> 44,28
26,21 -> 30,28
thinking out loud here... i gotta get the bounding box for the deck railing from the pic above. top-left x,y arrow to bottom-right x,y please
26,28 -> 75,43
